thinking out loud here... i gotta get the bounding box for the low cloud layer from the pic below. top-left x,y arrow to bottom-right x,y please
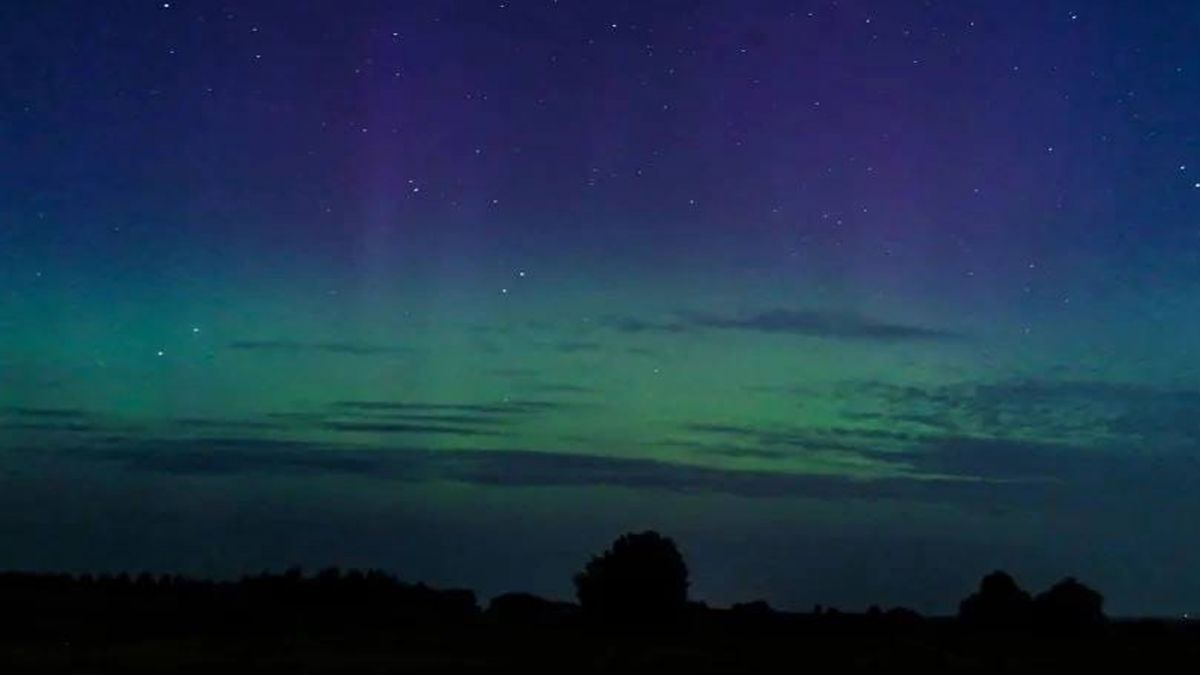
227,340 -> 410,356
603,308 -> 960,342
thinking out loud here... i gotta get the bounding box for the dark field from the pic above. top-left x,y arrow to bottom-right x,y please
4,616 -> 1198,674
1,572 -> 1196,674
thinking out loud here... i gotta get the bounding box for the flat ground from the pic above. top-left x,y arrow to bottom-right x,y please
2,619 -> 1196,674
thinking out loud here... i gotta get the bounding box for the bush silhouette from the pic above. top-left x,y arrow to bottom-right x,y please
958,570 -> 1033,628
487,592 -> 579,625
574,530 -> 689,623
730,600 -> 773,616
1033,577 -> 1105,630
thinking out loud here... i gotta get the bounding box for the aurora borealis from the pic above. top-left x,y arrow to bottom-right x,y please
3,0 -> 1200,615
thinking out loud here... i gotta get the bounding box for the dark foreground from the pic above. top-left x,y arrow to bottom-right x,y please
3,616 -> 1199,674
0,571 -> 1196,674
2,562 -> 1190,672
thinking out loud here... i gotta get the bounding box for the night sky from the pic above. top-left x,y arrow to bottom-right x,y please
3,1 -> 1200,616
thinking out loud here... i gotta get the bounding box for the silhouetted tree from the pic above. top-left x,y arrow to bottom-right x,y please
1033,577 -> 1105,630
958,570 -> 1032,628
574,530 -> 689,623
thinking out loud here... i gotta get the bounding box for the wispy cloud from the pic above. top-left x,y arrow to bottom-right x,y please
527,383 -> 598,395
603,308 -> 960,342
1,421 -> 100,433
318,398 -> 579,437
897,437 -> 1087,481
601,316 -> 690,334
75,438 -> 383,476
682,422 -> 918,454
2,407 -> 88,419
1,407 -> 102,433
320,421 -> 501,436
227,340 -> 410,356
332,400 -> 572,414
332,413 -> 512,426
681,309 -> 961,341
554,340 -> 603,353
834,378 -> 1200,449
171,418 -> 290,431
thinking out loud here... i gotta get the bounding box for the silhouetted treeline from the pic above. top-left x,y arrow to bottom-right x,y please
959,570 -> 1106,632
0,531 -> 1197,673
0,532 -> 1151,639
0,566 -> 477,640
